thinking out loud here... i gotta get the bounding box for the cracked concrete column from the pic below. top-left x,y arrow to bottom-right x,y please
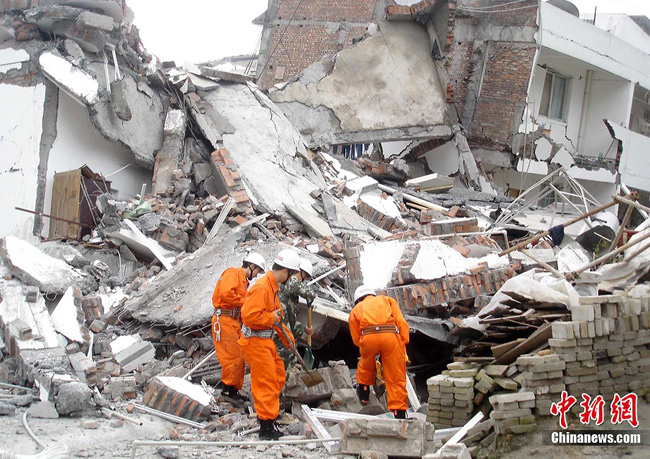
34,80 -> 59,236
151,110 -> 186,195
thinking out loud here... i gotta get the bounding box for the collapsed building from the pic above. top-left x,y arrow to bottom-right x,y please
1,1 -> 650,458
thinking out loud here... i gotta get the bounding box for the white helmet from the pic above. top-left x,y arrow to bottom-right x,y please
299,259 -> 313,278
274,249 -> 301,271
243,252 -> 266,271
354,285 -> 376,304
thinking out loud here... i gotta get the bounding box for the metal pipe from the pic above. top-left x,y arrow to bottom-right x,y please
132,403 -> 205,429
609,203 -> 635,252
307,263 -> 346,286
577,69 -> 594,153
0,382 -> 33,392
500,194 -> 634,256
565,229 -> 650,281
626,239 -> 650,262
521,250 -> 563,278
101,407 -> 143,426
14,207 -> 92,228
131,437 -> 343,459
182,350 -> 216,381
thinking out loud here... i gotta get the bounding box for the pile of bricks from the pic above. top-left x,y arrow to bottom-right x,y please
423,218 -> 480,236
426,365 -> 476,428
209,148 -> 252,212
547,294 -> 650,403
488,391 -> 537,434
379,265 -> 518,312
516,353 -> 566,416
356,158 -> 409,181
356,197 -> 408,233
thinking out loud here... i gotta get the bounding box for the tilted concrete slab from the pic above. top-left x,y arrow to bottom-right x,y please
121,232 -> 331,328
269,19 -> 451,148
0,236 -> 96,295
197,82 -> 325,216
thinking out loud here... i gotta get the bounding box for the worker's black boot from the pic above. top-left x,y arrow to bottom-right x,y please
221,385 -> 246,406
393,409 -> 407,419
258,418 -> 284,440
356,384 -> 370,404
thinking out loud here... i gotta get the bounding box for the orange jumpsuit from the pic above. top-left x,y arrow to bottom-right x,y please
211,267 -> 248,390
239,272 -> 295,421
349,295 -> 410,411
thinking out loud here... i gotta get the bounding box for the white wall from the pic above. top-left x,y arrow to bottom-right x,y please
528,54 -> 588,155
610,121 -> 650,192
540,2 -> 650,91
580,72 -> 631,158
43,91 -> 152,236
0,83 -> 46,240
591,14 -> 650,55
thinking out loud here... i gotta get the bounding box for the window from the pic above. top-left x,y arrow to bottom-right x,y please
540,70 -> 570,121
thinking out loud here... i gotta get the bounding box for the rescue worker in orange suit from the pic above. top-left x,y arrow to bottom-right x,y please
239,249 -> 301,440
349,285 -> 410,419
211,252 -> 266,404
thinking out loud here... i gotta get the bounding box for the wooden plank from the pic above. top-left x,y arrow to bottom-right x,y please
205,197 -> 235,245
493,323 -> 553,365
491,339 -> 525,359
50,169 -> 82,239
301,405 -> 338,453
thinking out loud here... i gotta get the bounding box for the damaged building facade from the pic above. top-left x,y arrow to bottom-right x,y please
0,0 -> 168,241
260,0 -> 650,203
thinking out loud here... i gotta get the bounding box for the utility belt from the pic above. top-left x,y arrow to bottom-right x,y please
212,308 -> 241,342
361,324 -> 399,336
213,308 -> 241,319
241,324 -> 274,339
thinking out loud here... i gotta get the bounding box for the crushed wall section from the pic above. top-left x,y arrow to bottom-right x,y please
448,0 -> 538,151
256,0 -> 377,90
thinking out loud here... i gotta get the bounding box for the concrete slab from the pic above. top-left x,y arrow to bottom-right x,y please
38,50 -> 99,104
0,236 -> 96,295
115,340 -> 155,373
0,280 -> 58,349
285,204 -> 334,238
341,418 -> 436,457
50,287 -> 84,343
197,83 -> 324,216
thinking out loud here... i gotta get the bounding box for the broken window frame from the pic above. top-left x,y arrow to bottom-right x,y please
539,69 -> 570,122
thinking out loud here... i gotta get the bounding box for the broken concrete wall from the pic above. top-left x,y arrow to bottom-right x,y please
199,82 -> 324,216
0,3 -> 165,238
269,17 -> 451,148
42,90 -> 152,236
607,120 -> 650,193
255,0 -> 378,90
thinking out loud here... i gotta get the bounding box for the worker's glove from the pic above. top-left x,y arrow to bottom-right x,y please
405,352 -> 411,366
307,299 -> 313,309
